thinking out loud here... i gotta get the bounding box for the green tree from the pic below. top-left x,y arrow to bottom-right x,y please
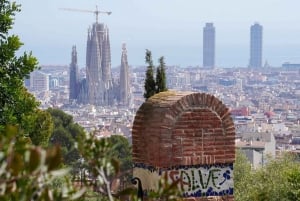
234,150 -> 252,200
287,166 -> 300,200
143,49 -> 156,99
0,0 -> 39,129
0,125 -> 82,201
107,135 -> 132,192
79,135 -> 121,201
234,151 -> 300,201
156,56 -> 167,93
107,135 -> 132,173
28,109 -> 54,147
0,0 -> 55,146
47,108 -> 85,165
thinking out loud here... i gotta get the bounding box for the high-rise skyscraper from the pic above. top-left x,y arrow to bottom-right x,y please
203,23 -> 215,68
249,23 -> 263,68
69,46 -> 79,100
119,43 -> 130,106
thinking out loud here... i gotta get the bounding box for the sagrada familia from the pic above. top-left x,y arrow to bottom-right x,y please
69,20 -> 131,106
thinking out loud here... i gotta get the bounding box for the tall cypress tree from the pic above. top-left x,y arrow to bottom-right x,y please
156,56 -> 167,93
156,64 -> 162,93
143,49 -> 156,99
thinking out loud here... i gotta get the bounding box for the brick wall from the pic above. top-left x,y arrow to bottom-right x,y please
132,91 -> 235,201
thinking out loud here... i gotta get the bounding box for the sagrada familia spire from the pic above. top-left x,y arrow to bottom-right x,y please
84,22 -> 113,105
69,46 -> 79,101
69,8 -> 132,106
119,43 -> 130,106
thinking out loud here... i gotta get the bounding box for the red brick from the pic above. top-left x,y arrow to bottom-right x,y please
132,92 -> 236,200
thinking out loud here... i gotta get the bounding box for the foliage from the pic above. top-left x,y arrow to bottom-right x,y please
144,50 -> 168,99
0,0 -> 39,128
0,1 -> 82,199
0,0 -> 53,148
106,135 -> 132,198
107,135 -> 132,173
47,108 -> 85,165
156,56 -> 167,93
287,166 -> 300,200
234,151 -> 300,201
79,135 -> 121,201
28,109 -> 54,147
119,176 -> 182,201
233,149 -> 252,198
78,135 -> 180,201
143,49 -> 156,99
0,124 -> 181,201
0,125 -> 83,201
146,174 -> 182,201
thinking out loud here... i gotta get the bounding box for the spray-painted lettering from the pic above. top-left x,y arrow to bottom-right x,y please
167,168 -> 224,191
133,164 -> 234,197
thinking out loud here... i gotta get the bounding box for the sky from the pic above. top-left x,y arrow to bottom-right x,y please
13,0 -> 300,68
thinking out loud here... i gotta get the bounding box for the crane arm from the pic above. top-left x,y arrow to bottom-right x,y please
60,8 -> 95,13
99,11 -> 112,15
60,6 -> 112,23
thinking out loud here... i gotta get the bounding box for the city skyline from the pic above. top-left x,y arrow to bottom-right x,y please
13,0 -> 300,68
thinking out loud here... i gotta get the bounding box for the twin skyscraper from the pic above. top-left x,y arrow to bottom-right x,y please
203,22 -> 263,68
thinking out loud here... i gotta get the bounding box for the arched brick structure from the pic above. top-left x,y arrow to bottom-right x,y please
132,91 -> 235,200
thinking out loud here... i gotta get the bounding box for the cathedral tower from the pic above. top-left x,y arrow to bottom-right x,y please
119,43 -> 130,106
85,22 -> 113,105
69,46 -> 79,101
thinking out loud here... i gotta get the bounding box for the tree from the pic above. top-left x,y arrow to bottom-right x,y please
234,150 -> 252,200
156,56 -> 167,93
0,0 -> 55,146
28,109 -> 54,147
0,1 -> 84,200
79,135 -> 121,201
0,0 -> 39,129
107,135 -> 132,173
143,49 -> 156,99
234,151 -> 300,201
144,50 -> 168,99
47,108 -> 85,165
0,126 -> 83,201
107,135 -> 132,192
287,166 -> 300,200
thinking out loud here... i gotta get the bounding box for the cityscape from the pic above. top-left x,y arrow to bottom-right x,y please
5,0 -> 300,199
25,9 -> 300,170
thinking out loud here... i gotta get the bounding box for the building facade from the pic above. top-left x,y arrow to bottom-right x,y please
203,23 -> 215,68
30,71 -> 49,92
249,23 -> 263,68
236,132 -> 276,169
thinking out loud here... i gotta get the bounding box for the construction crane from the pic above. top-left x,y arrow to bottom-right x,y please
60,6 -> 111,24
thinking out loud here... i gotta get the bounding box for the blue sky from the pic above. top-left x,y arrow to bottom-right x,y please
13,0 -> 300,68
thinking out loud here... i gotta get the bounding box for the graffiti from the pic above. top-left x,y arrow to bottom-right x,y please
133,163 -> 234,197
